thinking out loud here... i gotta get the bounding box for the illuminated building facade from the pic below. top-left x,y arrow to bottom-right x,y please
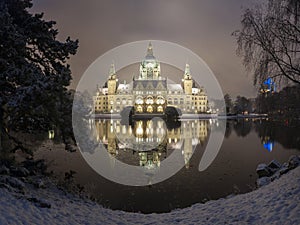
93,43 -> 208,114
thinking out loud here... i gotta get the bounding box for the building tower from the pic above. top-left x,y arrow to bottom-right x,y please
183,63 -> 193,95
139,42 -> 161,80
107,63 -> 117,95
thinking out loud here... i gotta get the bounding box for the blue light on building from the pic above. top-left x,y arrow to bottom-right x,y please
263,78 -> 276,92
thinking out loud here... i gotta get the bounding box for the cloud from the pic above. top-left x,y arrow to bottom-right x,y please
31,0 -> 258,97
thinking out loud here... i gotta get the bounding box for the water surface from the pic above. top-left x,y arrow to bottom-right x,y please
35,119 -> 300,213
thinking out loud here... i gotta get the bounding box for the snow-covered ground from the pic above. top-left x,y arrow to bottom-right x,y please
0,167 -> 299,225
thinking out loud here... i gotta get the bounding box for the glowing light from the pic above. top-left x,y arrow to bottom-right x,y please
136,122 -> 144,137
263,141 -> 274,152
48,130 -> 55,139
262,77 -> 276,92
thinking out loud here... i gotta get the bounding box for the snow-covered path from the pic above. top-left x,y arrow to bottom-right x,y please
0,167 -> 299,225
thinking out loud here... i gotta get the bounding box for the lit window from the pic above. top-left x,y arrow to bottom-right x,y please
146,96 -> 154,104
135,96 -> 144,104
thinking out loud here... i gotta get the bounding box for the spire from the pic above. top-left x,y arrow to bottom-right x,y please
109,62 -> 116,77
184,63 -> 191,78
146,42 -> 153,56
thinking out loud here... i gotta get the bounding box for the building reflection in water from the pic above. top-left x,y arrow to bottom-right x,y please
94,119 -> 209,170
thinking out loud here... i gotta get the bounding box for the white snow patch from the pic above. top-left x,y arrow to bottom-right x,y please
0,167 -> 299,225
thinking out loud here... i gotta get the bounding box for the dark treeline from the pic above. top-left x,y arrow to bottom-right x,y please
256,85 -> 300,120
224,84 -> 300,121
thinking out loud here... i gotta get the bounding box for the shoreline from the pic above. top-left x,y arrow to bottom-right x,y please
92,113 -> 268,120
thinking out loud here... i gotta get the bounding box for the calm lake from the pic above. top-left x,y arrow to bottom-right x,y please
35,118 -> 300,213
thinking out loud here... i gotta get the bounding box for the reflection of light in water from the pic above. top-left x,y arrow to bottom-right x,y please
94,119 -> 209,170
48,130 -> 55,139
122,125 -> 126,134
146,127 -> 153,136
156,127 -> 165,138
261,136 -> 274,152
128,127 -> 132,135
137,127 -> 143,136
192,138 -> 199,145
169,141 -> 183,149
136,121 -> 144,137
263,141 -> 274,152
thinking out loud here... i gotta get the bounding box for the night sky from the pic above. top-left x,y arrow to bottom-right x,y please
31,0 -> 260,97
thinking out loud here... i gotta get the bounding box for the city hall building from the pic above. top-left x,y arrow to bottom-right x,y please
93,43 -> 208,114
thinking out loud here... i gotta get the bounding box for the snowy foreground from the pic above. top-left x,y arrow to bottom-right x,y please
0,167 -> 300,225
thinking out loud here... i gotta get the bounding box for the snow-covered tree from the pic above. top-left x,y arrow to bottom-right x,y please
0,0 -> 78,153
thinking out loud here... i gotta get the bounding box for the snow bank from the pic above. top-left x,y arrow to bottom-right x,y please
0,167 -> 299,225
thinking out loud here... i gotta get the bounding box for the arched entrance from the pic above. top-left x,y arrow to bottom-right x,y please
157,105 -> 163,112
146,105 -> 153,113
137,105 -> 143,113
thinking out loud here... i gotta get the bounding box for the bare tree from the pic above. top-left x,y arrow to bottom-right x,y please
233,0 -> 300,85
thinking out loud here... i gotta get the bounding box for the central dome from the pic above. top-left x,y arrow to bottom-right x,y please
139,42 -> 161,80
142,42 -> 158,65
